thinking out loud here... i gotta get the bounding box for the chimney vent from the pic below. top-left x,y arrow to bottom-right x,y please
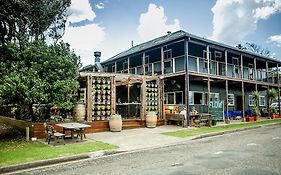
167,31 -> 171,35
93,51 -> 103,72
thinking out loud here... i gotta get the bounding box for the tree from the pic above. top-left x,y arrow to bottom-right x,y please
0,0 -> 71,45
236,42 -> 273,58
0,40 -> 80,121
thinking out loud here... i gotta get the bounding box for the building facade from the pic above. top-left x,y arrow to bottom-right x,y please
97,30 -> 281,125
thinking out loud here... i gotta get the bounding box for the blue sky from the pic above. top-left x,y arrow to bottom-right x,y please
62,0 -> 281,66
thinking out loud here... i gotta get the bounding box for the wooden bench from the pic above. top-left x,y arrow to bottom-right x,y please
44,123 -> 65,145
193,113 -> 212,127
165,114 -> 185,127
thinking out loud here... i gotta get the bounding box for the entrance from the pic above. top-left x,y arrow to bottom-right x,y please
236,96 -> 242,111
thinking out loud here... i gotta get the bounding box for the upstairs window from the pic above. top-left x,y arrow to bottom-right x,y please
164,49 -> 172,60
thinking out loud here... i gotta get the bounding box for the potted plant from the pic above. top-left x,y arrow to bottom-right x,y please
270,107 -> 279,119
267,88 -> 278,118
251,90 -> 261,121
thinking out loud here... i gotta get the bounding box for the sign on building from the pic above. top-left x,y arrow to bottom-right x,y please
208,101 -> 224,121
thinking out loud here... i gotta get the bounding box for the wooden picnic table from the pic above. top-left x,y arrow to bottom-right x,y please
56,122 -> 90,140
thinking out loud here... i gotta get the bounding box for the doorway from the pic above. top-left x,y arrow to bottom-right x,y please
236,96 -> 242,111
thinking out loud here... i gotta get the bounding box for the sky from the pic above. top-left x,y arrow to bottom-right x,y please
61,0 -> 281,66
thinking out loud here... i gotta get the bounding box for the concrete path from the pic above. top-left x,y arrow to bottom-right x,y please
86,125 -> 187,151
85,120 -> 241,151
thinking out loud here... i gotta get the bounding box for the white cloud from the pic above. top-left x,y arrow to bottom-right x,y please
96,2 -> 105,9
268,34 -> 281,47
210,0 -> 281,45
137,3 -> 181,42
62,0 -> 106,66
68,0 -> 96,23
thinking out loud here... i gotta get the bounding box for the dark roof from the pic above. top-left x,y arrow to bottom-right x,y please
102,30 -> 187,64
101,30 -> 281,64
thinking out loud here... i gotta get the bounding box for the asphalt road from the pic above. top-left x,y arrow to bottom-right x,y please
19,125 -> 281,175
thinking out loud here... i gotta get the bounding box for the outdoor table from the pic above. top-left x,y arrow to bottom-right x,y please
56,122 -> 90,140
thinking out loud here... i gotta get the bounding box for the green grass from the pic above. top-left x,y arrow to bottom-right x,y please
0,140 -> 118,167
163,118 -> 281,138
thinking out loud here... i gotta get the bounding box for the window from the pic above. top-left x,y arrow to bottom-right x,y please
203,50 -> 211,69
194,92 -> 204,105
210,93 -> 220,101
164,60 -> 172,68
215,51 -> 222,59
260,96 -> 265,106
145,55 -> 149,64
123,61 -> 128,70
164,91 -> 183,104
228,94 -> 234,106
164,49 -> 172,60
112,65 -> 116,73
145,65 -> 150,73
249,95 -> 255,106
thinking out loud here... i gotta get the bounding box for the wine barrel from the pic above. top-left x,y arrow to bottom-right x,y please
146,111 -> 157,128
73,103 -> 86,121
109,114 -> 122,132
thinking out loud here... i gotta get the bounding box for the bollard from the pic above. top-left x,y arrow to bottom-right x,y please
26,127 -> 29,141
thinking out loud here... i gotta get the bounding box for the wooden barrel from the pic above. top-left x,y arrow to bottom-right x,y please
73,103 -> 86,121
146,111 -> 157,128
109,114 -> 122,132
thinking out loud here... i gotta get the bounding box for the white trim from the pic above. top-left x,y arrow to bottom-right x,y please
259,96 -> 266,106
228,94 -> 234,106
249,95 -> 255,107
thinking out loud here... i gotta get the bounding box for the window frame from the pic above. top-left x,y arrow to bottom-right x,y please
228,94 -> 234,106
249,95 -> 255,107
164,49 -> 172,60
259,96 -> 265,106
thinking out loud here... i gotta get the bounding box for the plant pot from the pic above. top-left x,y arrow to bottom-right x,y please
271,114 -> 280,119
109,114 -> 122,132
246,116 -> 255,122
146,111 -> 157,128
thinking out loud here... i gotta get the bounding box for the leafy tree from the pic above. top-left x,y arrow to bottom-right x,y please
0,0 -> 71,45
0,40 -> 80,121
236,42 -> 273,58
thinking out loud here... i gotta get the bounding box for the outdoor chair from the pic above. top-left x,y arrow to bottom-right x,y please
44,123 -> 65,145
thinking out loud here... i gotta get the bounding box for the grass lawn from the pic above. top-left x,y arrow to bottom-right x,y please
0,140 -> 118,167
162,118 -> 281,138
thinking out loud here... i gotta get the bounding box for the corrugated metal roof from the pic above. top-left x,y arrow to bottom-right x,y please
102,30 -> 187,64
101,30 -> 281,64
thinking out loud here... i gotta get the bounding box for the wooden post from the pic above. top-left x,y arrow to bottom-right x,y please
26,127 -> 29,141
196,57 -> 199,72
242,81 -> 245,120
157,78 -> 163,120
140,76 -> 147,120
206,45 -> 210,107
225,80 -> 229,124
184,39 -> 190,127
86,76 -> 92,122
254,58 -> 257,80
266,61 -> 269,82
111,76 -> 116,115
143,53 -> 146,76
114,62 -> 117,74
277,64 -> 281,117
225,50 -> 228,76
240,54 -> 243,79
161,47 -> 164,75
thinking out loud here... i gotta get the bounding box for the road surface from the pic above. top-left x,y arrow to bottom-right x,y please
18,125 -> 281,175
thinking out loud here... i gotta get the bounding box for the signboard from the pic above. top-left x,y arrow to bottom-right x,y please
208,101 -> 224,121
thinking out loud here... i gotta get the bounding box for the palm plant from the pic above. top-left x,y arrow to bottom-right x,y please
267,88 -> 278,117
251,91 -> 261,120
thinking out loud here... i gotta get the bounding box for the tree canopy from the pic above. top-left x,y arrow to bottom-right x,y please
0,0 -> 81,121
